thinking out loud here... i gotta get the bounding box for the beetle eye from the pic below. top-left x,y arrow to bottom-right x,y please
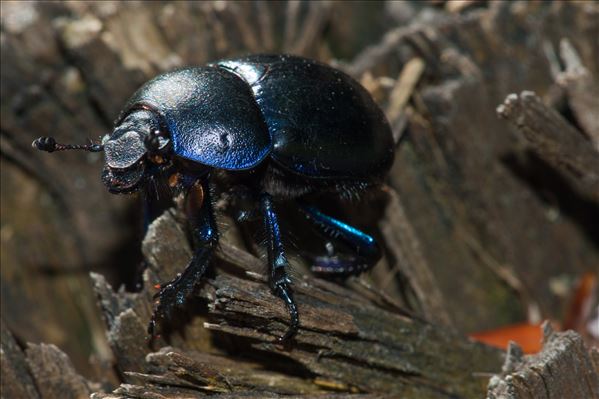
144,129 -> 170,153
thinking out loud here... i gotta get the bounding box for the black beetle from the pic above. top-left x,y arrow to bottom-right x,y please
33,54 -> 394,341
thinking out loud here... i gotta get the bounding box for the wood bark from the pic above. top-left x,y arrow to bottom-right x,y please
1,320 -> 94,399
1,1 -> 598,398
487,322 -> 599,399
497,91 -> 599,202
85,210 -> 503,398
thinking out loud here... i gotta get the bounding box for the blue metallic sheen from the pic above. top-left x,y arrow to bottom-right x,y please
300,205 -> 378,258
122,67 -> 271,170
299,204 -> 381,275
260,193 -> 290,272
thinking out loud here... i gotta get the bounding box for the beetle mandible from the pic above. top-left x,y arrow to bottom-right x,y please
33,54 -> 395,341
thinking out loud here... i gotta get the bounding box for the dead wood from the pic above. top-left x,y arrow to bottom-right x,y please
557,38 -> 599,148
88,210 -> 502,398
25,343 -> 93,399
379,187 -> 453,328
1,320 -> 95,399
497,91 -> 599,202
1,320 -> 40,399
487,322 -> 599,399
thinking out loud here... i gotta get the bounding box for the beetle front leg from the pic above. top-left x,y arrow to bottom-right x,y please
148,177 -> 217,337
260,193 -> 299,342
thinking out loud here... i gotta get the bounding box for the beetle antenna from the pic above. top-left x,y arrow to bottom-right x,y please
32,136 -> 104,153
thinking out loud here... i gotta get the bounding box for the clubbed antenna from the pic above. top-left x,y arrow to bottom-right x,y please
32,136 -> 103,153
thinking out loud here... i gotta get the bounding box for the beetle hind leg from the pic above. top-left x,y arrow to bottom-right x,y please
298,203 -> 381,276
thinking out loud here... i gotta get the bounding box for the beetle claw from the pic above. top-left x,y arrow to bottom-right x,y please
147,280 -> 182,338
147,318 -> 156,337
273,282 -> 299,342
277,324 -> 298,343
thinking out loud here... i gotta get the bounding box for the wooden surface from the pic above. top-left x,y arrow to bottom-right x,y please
1,1 -> 598,398
498,91 -> 599,202
85,210 -> 503,398
488,322 -> 599,399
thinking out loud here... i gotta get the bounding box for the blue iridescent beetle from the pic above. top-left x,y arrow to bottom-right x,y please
33,54 -> 395,341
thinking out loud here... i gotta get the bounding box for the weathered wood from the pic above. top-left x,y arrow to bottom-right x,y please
385,1 -> 599,331
379,187 -> 453,328
91,210 -> 503,398
487,322 -> 599,398
497,91 -> 599,202
1,319 -> 98,399
556,39 -> 599,149
1,320 -> 40,399
25,343 -> 93,399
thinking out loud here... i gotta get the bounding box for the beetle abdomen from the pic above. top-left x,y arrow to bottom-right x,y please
218,55 -> 394,179
123,67 -> 271,170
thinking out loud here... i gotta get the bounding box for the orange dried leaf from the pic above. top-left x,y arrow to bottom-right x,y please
470,323 -> 543,354
563,272 -> 597,332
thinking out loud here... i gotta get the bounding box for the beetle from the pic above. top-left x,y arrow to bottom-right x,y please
33,54 -> 395,341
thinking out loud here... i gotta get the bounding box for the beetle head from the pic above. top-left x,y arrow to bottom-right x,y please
101,109 -> 171,194
33,108 -> 172,195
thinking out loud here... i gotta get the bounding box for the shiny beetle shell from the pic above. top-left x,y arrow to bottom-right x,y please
118,54 -> 394,179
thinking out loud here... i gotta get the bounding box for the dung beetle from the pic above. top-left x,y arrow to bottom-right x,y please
33,54 -> 394,341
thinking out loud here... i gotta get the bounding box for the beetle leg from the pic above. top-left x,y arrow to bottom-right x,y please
226,185 -> 261,222
148,177 -> 217,338
259,193 -> 299,342
298,203 -> 381,276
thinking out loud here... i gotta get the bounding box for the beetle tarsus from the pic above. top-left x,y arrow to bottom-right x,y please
260,193 -> 300,341
274,281 -> 299,342
147,318 -> 156,337
148,283 -> 176,336
298,203 -> 381,276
